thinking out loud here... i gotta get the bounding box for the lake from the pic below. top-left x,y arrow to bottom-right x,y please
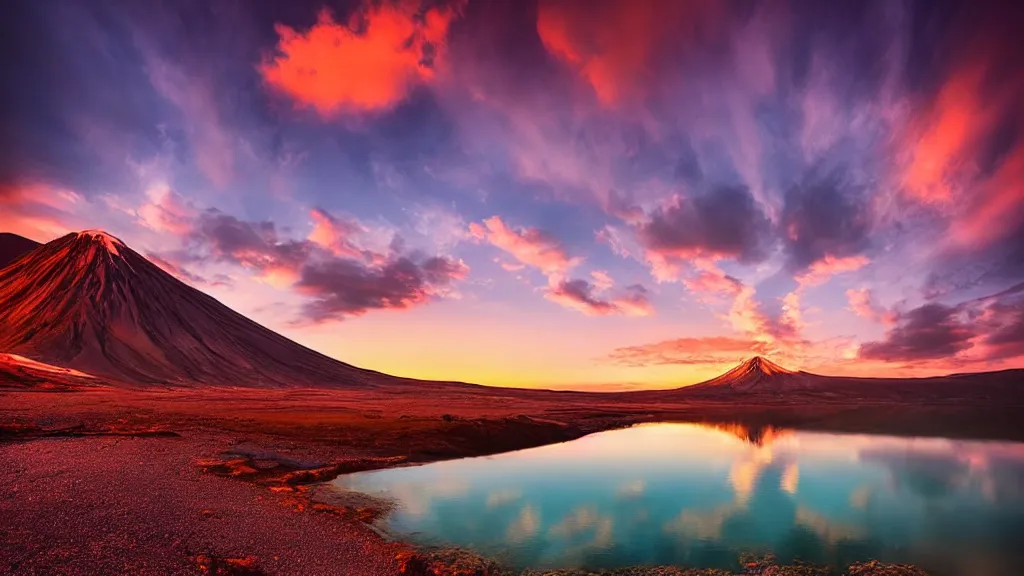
332,422 -> 1024,575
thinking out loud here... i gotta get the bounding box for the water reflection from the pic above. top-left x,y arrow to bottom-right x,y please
333,423 -> 1024,575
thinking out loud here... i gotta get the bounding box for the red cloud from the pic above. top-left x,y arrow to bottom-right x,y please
136,185 -> 196,236
0,183 -> 81,241
472,216 -> 580,275
260,2 -> 462,115
536,0 -> 721,106
899,11 -> 1024,251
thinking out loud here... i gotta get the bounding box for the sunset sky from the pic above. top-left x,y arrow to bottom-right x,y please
2,0 -> 1023,389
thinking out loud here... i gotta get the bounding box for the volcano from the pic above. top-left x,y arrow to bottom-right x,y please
0,230 -> 391,388
684,356 -> 817,393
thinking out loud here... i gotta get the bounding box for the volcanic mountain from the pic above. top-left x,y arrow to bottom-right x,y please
0,232 -> 41,269
685,356 -> 817,393
679,355 -> 1024,404
0,230 -> 392,388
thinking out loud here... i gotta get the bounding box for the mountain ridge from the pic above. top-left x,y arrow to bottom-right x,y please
0,232 -> 42,270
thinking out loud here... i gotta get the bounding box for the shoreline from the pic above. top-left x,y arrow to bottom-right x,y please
4,387 -> 1021,575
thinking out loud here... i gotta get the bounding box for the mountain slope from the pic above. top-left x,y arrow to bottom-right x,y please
0,230 -> 389,388
0,232 -> 41,269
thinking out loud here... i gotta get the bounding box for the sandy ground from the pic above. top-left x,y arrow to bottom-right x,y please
1,431 -> 402,576
3,386 -> 1023,575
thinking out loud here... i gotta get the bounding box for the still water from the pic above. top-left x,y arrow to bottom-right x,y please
333,423 -> 1024,575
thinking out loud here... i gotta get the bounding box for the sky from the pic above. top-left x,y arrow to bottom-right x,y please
1,0 -> 1023,390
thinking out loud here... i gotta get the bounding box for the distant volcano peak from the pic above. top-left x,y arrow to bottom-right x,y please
76,229 -> 125,256
684,356 -> 804,393
738,356 -> 794,376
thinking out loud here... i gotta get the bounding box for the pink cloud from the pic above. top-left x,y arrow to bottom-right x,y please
472,216 -> 580,275
846,288 -> 899,326
608,336 -> 772,367
0,182 -> 83,241
136,184 -> 196,235
795,255 -> 870,287
682,261 -> 744,300
590,269 -> 614,291
307,207 -> 366,258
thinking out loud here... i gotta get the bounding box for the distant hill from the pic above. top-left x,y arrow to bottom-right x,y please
677,355 -> 1024,405
0,232 -> 41,269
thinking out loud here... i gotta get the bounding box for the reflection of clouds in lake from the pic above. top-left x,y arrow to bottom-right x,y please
780,463 -> 799,495
363,475 -> 469,518
729,444 -> 777,503
794,505 -> 863,544
849,485 -> 872,509
617,479 -> 645,498
664,502 -> 744,540
547,505 -> 616,565
549,505 -> 600,538
486,488 -> 522,508
507,504 -> 541,542
859,442 -> 1024,503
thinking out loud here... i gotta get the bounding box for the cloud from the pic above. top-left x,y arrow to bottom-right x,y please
727,283 -> 800,347
779,254 -> 871,341
683,264 -> 744,299
146,57 -> 235,187
307,207 -> 366,258
846,288 -> 897,325
536,0 -> 721,106
976,297 -> 1024,361
545,277 -> 652,317
635,186 -> 773,265
136,184 -> 196,235
178,207 -> 470,320
189,210 -> 312,286
297,253 -> 468,321
607,336 -> 771,367
471,216 -> 580,275
590,269 -> 614,291
0,182 -> 85,241
260,2 -> 462,115
796,255 -> 870,287
859,303 -> 974,362
781,170 -> 872,270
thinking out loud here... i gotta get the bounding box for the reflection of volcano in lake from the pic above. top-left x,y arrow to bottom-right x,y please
335,423 -> 1024,575
701,422 -> 792,447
